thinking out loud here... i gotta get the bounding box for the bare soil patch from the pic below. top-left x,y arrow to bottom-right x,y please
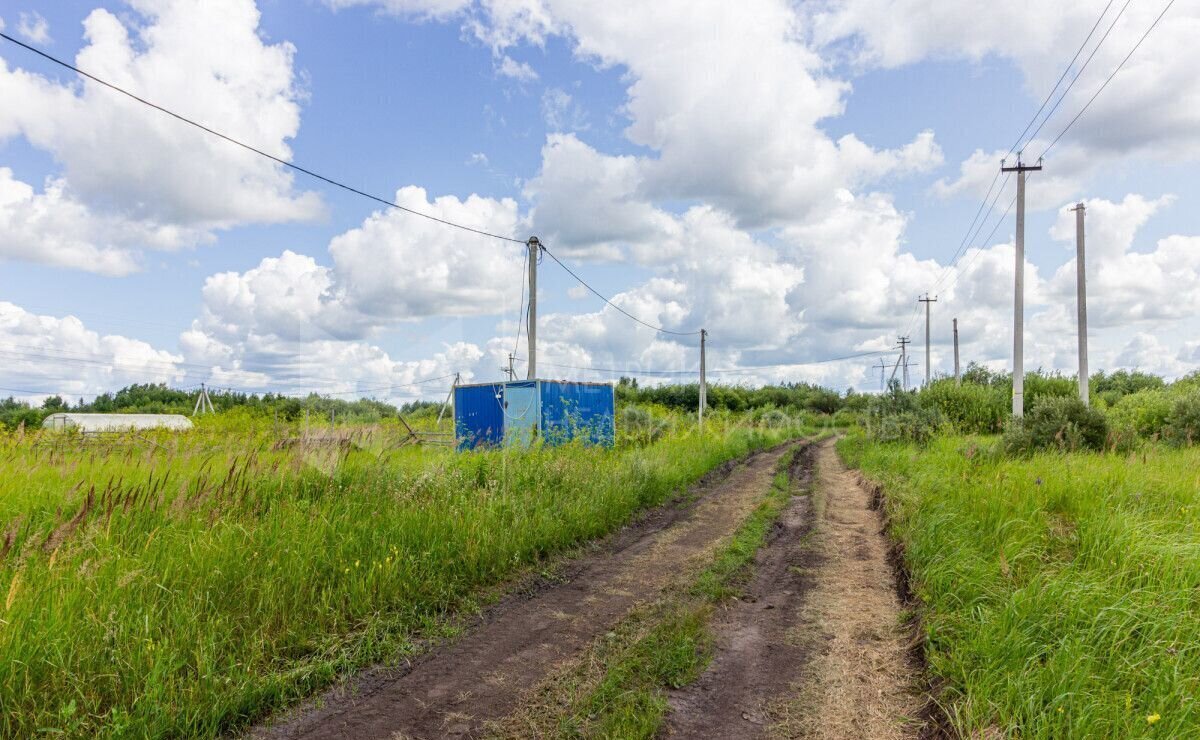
251,443 -> 794,740
664,440 -> 923,739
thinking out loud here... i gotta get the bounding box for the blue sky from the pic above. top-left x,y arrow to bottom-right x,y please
1,0 -> 1198,401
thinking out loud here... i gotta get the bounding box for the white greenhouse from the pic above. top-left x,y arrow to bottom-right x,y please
41,413 -> 194,433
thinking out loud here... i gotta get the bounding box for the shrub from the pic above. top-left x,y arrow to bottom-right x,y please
618,406 -> 670,447
759,409 -> 792,429
831,408 -> 859,427
867,408 -> 944,445
1092,369 -> 1165,405
1004,396 -> 1108,454
1022,372 -> 1078,412
1165,391 -> 1200,446
920,379 -> 1007,434
1107,389 -> 1172,439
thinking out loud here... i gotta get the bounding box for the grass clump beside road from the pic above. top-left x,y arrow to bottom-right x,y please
533,448 -> 805,739
839,433 -> 1200,738
0,414 -> 804,739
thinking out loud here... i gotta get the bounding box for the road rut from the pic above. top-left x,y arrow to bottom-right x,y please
252,443 -> 795,740
664,440 -> 922,739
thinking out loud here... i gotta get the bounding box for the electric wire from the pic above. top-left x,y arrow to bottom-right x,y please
919,0 -> 1134,320
1015,0 -> 1129,153
540,246 -> 702,337
537,349 -> 889,377
512,247 -> 528,365
1039,0 -> 1178,158
938,190 -> 1019,297
0,31 -> 526,246
936,0 -> 1173,305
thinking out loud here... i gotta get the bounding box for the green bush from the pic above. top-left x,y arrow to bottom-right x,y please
759,408 -> 792,428
1022,372 -> 1078,412
1107,389 -> 1172,439
1166,391 -> 1200,446
1004,396 -> 1109,454
1092,369 -> 1165,405
867,408 -> 944,445
920,379 -> 1007,434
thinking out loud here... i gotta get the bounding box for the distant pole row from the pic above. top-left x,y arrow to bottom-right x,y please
906,159 -> 1091,413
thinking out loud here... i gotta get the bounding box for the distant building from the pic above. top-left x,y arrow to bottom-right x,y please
41,413 -> 194,433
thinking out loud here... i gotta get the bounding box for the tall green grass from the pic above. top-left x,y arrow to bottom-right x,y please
0,416 -> 796,738
839,434 -> 1200,737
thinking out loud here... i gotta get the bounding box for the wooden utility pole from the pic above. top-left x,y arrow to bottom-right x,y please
1073,202 -> 1090,406
526,236 -> 541,380
919,294 -> 937,387
1001,156 -> 1042,418
437,372 -> 460,425
953,318 -> 961,384
699,329 -> 707,429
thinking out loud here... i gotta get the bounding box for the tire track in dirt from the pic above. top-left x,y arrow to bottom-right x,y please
252,443 -> 795,740
664,439 -> 922,739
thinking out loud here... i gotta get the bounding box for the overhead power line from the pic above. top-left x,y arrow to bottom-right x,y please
1013,0 -> 1128,154
936,0 -> 1175,303
540,246 -> 702,337
0,385 -> 65,397
938,190 -> 1019,296
537,349 -> 887,377
1040,0 -> 1179,158
0,32 -> 711,356
926,0 -> 1126,303
0,31 -> 525,246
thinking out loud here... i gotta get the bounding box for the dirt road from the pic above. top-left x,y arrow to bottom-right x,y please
665,439 -> 922,739
253,444 -> 795,740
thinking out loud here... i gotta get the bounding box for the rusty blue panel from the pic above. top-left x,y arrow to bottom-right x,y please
454,383 -> 504,450
539,380 -> 615,447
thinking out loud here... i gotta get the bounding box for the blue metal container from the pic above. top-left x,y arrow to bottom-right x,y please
454,379 -> 615,450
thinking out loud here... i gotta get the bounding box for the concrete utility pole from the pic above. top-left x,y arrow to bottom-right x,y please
872,358 -> 890,392
918,294 -> 937,387
191,383 -> 215,416
501,354 -> 516,381
953,318 -> 961,385
897,337 -> 911,391
1001,156 -> 1042,418
699,329 -> 707,429
1073,202 -> 1090,406
526,236 -> 541,380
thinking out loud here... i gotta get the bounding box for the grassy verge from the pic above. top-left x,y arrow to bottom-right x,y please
501,446 -> 805,739
838,432 -> 1200,738
0,418 -> 803,738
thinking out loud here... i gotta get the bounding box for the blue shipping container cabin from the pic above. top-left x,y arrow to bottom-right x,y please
454,379 -> 615,450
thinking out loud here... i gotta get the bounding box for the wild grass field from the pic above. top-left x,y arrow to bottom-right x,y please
840,433 -> 1200,738
0,409 -> 809,738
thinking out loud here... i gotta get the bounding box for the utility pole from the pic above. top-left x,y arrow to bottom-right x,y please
192,383 -> 214,416
872,358 -> 890,392
897,336 -> 911,391
1001,155 -> 1042,417
437,372 -> 460,425
699,329 -> 707,429
1073,202 -> 1090,406
526,236 -> 541,380
953,318 -> 961,385
501,354 -> 516,381
918,294 -> 937,387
